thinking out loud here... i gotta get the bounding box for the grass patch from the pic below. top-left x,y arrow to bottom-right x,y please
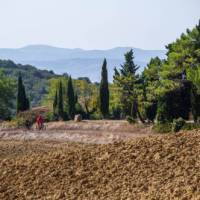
153,121 -> 200,133
182,123 -> 200,131
152,123 -> 172,133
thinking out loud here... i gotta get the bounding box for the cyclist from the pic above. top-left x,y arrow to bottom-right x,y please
36,115 -> 44,130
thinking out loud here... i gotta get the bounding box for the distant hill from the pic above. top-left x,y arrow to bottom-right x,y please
0,45 -> 166,82
0,59 -> 58,106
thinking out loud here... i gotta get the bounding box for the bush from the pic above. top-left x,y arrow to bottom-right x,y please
44,112 -> 59,122
182,123 -> 200,131
111,106 -> 122,119
89,112 -> 102,120
10,117 -> 27,128
75,103 -> 87,119
145,102 -> 157,122
126,116 -> 136,124
197,117 -> 200,124
172,118 -> 185,132
152,123 -> 172,133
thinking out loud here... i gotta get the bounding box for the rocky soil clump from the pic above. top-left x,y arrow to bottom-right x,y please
1,130 -> 200,199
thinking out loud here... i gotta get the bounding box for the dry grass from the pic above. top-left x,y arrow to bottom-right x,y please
1,130 -> 200,199
0,120 -> 151,144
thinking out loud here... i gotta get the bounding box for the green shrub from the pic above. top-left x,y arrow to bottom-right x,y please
172,118 -> 185,132
152,123 -> 172,133
89,112 -> 102,120
126,116 -> 136,124
197,117 -> 200,124
44,112 -> 59,122
111,106 -> 122,119
182,123 -> 200,131
75,103 -> 87,119
10,117 -> 27,128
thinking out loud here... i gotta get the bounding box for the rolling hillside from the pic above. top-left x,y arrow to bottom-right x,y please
0,59 -> 58,106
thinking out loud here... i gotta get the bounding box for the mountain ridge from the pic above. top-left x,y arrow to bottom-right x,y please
0,45 -> 166,81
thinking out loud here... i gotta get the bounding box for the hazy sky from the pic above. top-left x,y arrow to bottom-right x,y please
0,0 -> 199,50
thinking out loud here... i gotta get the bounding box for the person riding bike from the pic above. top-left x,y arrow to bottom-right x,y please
36,115 -> 44,130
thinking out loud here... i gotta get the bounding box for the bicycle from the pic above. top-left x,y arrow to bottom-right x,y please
35,123 -> 47,131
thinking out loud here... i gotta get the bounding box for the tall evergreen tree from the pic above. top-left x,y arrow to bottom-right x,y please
74,93 -> 78,104
58,81 -> 64,118
53,90 -> 58,115
99,58 -> 109,118
17,74 -> 30,113
67,76 -> 75,119
113,49 -> 139,119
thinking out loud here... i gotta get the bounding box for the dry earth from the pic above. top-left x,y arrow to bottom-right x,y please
0,120 -> 152,144
0,121 -> 200,199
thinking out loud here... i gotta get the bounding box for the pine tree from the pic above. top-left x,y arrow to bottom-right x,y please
67,76 -> 75,119
156,94 -> 170,123
58,81 -> 64,118
113,49 -> 139,119
17,74 -> 30,113
99,58 -> 109,118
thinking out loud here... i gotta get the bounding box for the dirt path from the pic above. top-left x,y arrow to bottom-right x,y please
0,120 -> 152,144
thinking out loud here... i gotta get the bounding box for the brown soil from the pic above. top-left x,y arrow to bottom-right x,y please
1,128 -> 200,199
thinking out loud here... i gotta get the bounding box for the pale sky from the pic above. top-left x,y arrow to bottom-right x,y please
0,0 -> 199,50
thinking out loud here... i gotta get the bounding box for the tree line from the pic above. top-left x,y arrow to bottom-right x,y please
1,19 -> 200,126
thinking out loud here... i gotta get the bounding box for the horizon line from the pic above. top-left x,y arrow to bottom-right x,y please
0,44 -> 167,52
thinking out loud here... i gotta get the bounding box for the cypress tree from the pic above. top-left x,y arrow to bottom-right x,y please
99,58 -> 109,118
53,90 -> 58,115
74,93 -> 78,104
67,76 -> 75,119
17,74 -> 29,113
58,81 -> 64,118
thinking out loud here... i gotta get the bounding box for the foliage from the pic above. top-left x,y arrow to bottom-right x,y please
143,57 -> 162,99
156,94 -> 171,123
74,79 -> 99,118
126,116 -> 136,124
187,69 -> 200,122
0,70 -> 15,119
89,112 -> 102,120
2,20 -> 200,126
67,76 -> 75,119
111,106 -> 122,119
43,77 -> 68,108
58,81 -> 64,119
0,59 -> 57,106
190,85 -> 200,122
172,118 -> 186,132
113,49 -> 139,119
75,103 -> 87,119
145,101 -> 157,123
182,123 -> 200,131
44,112 -> 58,122
17,74 -> 30,113
53,90 -> 58,115
99,59 -> 109,118
152,123 -> 172,133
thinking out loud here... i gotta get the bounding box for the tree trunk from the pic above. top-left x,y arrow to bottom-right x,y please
135,100 -> 145,123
